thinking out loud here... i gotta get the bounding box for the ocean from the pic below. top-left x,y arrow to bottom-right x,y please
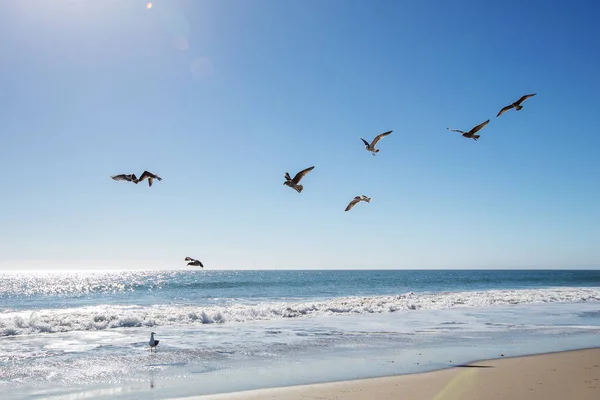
1,269 -> 599,399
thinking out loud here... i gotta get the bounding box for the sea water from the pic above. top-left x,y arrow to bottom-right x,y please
1,269 -> 599,399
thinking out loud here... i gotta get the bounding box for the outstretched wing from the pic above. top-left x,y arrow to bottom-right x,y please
292,166 -> 315,184
139,171 -> 161,181
345,197 -> 361,212
370,130 -> 392,147
138,171 -> 152,181
496,104 -> 514,117
447,128 -> 465,134
111,174 -> 127,181
197,261 -> 204,268
469,119 -> 490,135
516,93 -> 536,105
284,172 -> 292,181
360,138 -> 370,147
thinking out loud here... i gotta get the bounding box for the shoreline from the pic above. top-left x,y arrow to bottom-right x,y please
173,348 -> 600,400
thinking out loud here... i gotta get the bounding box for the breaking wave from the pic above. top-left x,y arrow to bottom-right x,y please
1,287 -> 599,337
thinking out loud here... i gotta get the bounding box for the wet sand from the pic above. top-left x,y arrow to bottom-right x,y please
174,348 -> 600,400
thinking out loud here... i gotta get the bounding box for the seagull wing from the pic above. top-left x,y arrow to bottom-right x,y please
516,93 -> 536,105
140,171 -> 161,180
111,174 -> 127,181
138,171 -> 152,181
141,171 -> 161,186
469,119 -> 490,135
360,138 -> 370,147
447,128 -> 465,134
345,197 -> 361,212
284,172 -> 292,181
291,166 -> 315,184
496,104 -> 514,117
370,130 -> 392,147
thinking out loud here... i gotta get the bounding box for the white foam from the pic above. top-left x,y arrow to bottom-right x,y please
1,287 -> 598,336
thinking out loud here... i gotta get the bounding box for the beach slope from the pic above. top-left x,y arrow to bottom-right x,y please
176,348 -> 600,400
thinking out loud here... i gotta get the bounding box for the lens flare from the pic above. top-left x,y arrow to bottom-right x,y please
146,2 -> 152,9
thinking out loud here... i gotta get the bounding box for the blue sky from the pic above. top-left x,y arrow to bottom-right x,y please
0,0 -> 598,270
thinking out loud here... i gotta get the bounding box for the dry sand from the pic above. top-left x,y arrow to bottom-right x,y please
174,348 -> 600,400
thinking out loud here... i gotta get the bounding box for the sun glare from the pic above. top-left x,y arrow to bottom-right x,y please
146,2 -> 152,9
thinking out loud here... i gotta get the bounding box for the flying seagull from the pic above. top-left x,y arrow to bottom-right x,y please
283,166 -> 315,193
185,257 -> 204,268
345,195 -> 371,212
111,174 -> 138,183
360,130 -> 392,156
496,93 -> 536,117
149,332 -> 159,352
138,171 -> 162,187
447,119 -> 490,141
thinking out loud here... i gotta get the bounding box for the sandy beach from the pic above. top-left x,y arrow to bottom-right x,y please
176,348 -> 600,400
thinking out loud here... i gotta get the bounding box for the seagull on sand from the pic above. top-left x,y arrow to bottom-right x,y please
496,93 -> 537,117
185,257 -> 204,268
360,130 -> 392,155
111,174 -> 138,183
447,120 -> 490,141
283,166 -> 315,193
149,332 -> 159,352
138,171 -> 163,187
345,195 -> 371,212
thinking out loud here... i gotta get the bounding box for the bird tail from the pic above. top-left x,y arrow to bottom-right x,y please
295,185 -> 303,193
515,105 -> 523,110
365,197 -> 371,203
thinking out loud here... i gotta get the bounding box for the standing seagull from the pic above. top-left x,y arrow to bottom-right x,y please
149,332 -> 159,352
360,130 -> 392,155
447,120 -> 490,141
138,171 -> 163,187
185,257 -> 204,268
496,93 -> 536,117
111,174 -> 138,183
345,195 -> 371,212
283,166 -> 315,193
